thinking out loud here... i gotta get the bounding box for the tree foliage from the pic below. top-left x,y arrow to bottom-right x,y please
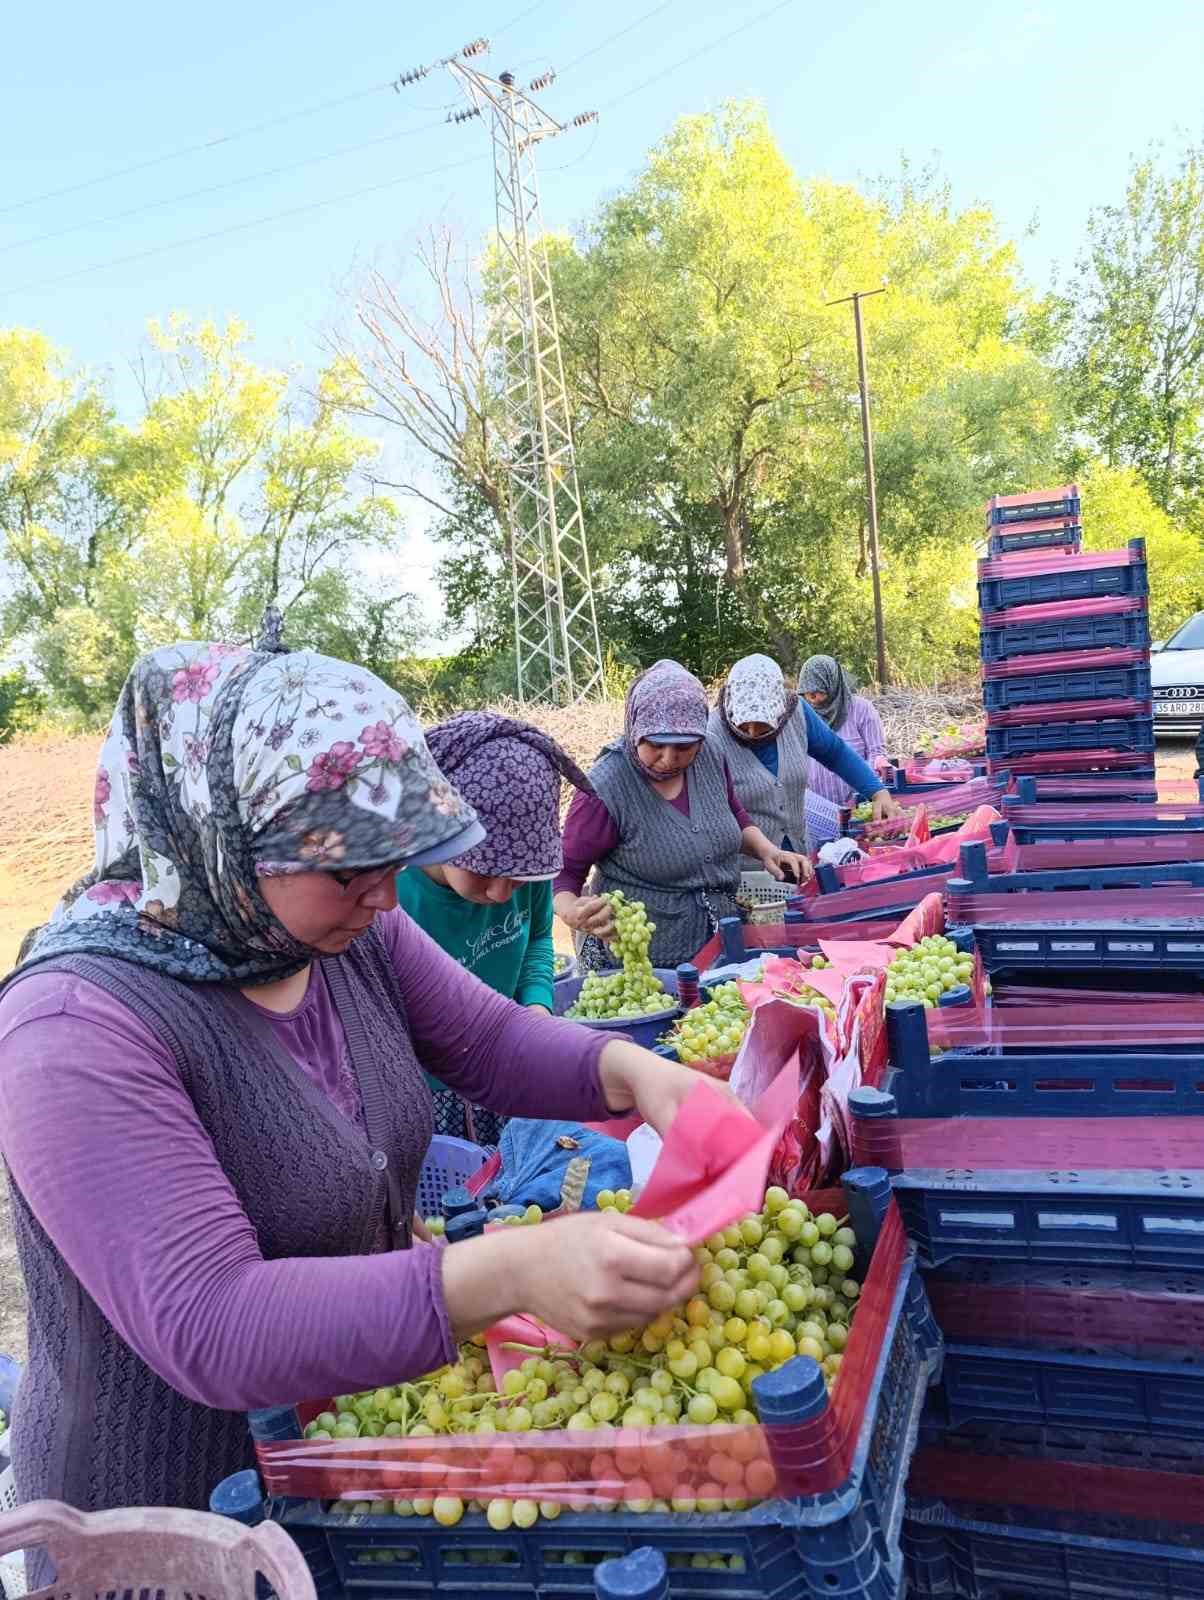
1059,142 -> 1204,516
0,319 -> 419,718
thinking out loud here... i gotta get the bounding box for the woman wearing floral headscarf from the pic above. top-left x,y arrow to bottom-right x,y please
0,636 -> 705,1529
397,711 -> 591,1145
800,654 -> 895,846
711,653 -> 900,863
555,660 -> 811,969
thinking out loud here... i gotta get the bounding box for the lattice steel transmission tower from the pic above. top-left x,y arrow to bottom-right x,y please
438,51 -> 605,706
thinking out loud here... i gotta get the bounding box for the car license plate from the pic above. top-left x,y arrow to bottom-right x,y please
1158,700 -> 1202,715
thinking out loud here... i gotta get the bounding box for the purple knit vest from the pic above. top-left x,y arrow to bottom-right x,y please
4,928 -> 432,1514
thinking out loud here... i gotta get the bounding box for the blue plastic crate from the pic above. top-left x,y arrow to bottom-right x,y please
986,525 -> 1082,558
930,1342 -> 1204,1440
986,489 -> 1081,527
1011,776 -> 1158,806
886,1168 -> 1204,1272
961,918 -> 1204,975
553,968 -> 684,1051
952,840 -> 1204,894
888,766 -> 992,795
903,1499 -> 1204,1599
985,716 -> 1154,761
993,807 -> 1204,843
232,1172 -> 943,1600
982,663 -> 1150,713
978,542 -> 1147,613
980,607 -> 1150,664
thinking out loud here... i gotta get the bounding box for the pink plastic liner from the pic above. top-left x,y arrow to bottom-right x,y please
927,1273 -> 1204,1356
982,646 -> 1146,680
990,749 -> 1154,776
853,1114 -> 1204,1173
1026,777 -> 1159,801
986,696 -> 1151,727
910,1448 -> 1204,1528
978,545 -> 1141,580
1004,802 -> 1204,825
981,594 -> 1147,626
922,999 -> 1204,1049
989,831 -> 1204,871
947,886 -> 1204,920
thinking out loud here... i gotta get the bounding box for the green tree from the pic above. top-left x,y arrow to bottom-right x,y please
549,108 -> 1058,681
1078,461 -> 1204,641
0,318 -> 420,718
1059,141 -> 1204,514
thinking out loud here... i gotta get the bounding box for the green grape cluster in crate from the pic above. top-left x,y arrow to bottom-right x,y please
566,892 -> 670,1020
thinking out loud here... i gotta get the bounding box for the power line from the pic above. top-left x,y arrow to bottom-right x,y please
1,116 -> 451,257
1,81 -> 399,218
0,0 -> 552,219
0,154 -> 486,298
556,0 -> 677,74
600,0 -> 797,108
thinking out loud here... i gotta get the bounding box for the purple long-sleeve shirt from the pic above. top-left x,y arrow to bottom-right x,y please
0,909 -> 611,1410
805,695 -> 889,808
555,762 -> 753,897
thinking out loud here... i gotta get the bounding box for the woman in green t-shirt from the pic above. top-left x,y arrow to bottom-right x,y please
396,710 -> 591,1145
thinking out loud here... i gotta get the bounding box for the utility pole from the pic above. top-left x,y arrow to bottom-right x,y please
398,41 -> 605,706
827,286 -> 888,686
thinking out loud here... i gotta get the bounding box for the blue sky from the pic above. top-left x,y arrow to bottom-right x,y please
2,0 -> 1202,619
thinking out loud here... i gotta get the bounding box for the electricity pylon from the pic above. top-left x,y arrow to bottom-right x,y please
431,48 -> 605,705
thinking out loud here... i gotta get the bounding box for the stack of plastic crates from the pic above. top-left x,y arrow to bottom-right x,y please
984,484 -> 1081,558
845,889 -> 1204,1597
979,503 -> 1153,783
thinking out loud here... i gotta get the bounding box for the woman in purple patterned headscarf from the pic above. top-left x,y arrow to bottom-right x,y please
555,660 -> 811,970
397,712 -> 591,1144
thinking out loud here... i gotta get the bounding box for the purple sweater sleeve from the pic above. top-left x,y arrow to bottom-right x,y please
377,909 -> 611,1120
0,930 -> 611,1413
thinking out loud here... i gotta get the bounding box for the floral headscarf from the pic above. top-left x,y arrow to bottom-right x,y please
801,654 -> 855,730
719,654 -> 798,746
623,660 -> 709,779
18,640 -> 483,984
424,712 -> 591,879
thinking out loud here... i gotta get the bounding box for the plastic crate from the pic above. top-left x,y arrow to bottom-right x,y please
982,663 -> 1150,712
995,804 -> 1204,842
989,751 -> 1157,780
953,838 -> 1204,894
980,605 -> 1150,664
903,1498 -> 1204,1599
985,715 -> 1154,761
1011,776 -> 1159,805
737,871 -> 795,925
235,1174 -> 943,1600
415,1136 -> 491,1220
986,487 -> 1081,527
977,543 -> 1147,613
986,524 -> 1082,558
884,1167 -> 1204,1272
553,968 -> 684,1051
0,1499 -> 318,1600
963,916 -> 1204,975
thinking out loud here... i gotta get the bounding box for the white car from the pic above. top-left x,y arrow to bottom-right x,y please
1152,612 -> 1204,736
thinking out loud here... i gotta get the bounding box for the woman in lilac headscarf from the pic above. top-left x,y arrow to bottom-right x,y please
555,660 -> 811,970
396,711 -> 590,1144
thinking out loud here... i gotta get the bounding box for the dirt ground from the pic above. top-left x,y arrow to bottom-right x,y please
0,726 -> 1196,1367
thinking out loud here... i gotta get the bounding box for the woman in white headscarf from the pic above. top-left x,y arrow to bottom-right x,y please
709,653 -> 900,865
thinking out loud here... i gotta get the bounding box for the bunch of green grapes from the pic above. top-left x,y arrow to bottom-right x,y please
422,1204 -> 548,1237
884,935 -> 975,1009
566,892 -> 670,1020
316,1185 -> 862,1530
932,810 -> 971,830
666,982 -> 750,1064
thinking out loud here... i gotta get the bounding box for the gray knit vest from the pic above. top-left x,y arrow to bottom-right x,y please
2,930 -> 431,1516
707,708 -> 809,870
587,741 -> 742,968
